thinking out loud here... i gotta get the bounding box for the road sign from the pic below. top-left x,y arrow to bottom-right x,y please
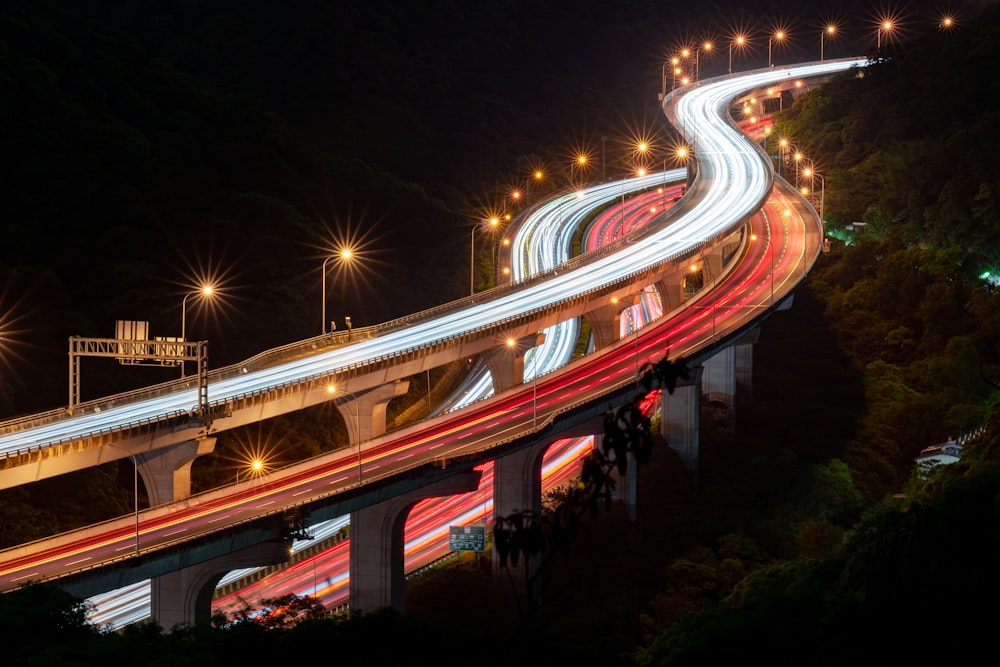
449,525 -> 486,552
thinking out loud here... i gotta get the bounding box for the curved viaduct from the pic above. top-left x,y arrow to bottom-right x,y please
0,58 -> 867,627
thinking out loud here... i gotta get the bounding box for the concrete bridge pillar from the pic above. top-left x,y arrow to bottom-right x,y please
605,442 -> 638,522
734,327 -> 759,413
585,300 -> 630,350
661,365 -> 704,480
348,469 -> 481,614
333,380 -> 411,446
703,345 -> 736,411
135,437 -> 217,506
655,275 -> 685,314
150,537 -> 293,631
491,438 -> 552,595
482,333 -> 545,394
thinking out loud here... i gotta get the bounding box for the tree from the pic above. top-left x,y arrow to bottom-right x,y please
492,354 -> 690,626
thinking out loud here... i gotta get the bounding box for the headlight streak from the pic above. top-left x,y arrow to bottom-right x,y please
0,59 -> 864,626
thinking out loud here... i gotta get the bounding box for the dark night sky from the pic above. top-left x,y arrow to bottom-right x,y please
0,0 -> 991,412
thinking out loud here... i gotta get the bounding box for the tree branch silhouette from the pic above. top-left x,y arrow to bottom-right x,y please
493,354 -> 690,626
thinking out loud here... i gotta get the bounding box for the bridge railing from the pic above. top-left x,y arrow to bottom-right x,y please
0,169 -> 709,442
3,61 -> 794,456
0,212 -> 746,466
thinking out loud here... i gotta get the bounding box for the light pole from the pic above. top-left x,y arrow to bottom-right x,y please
611,292 -> 648,381
525,170 -> 544,205
322,248 -> 353,334
675,144 -> 689,193
329,385 -> 363,484
821,24 -> 835,61
768,31 -> 784,68
693,41 -> 712,82
802,166 -> 826,223
470,217 -> 500,295
572,153 -> 588,185
108,444 -> 139,555
729,34 -> 746,74
181,285 -> 213,377
236,458 -> 264,484
877,20 -> 892,57
601,136 -> 608,180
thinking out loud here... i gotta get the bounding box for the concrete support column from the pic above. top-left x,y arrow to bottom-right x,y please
605,443 -> 638,522
135,437 -> 216,506
735,342 -> 755,412
349,470 -> 481,614
703,342 -> 738,433
585,301 -> 628,351
150,538 -> 293,631
492,439 -> 551,594
661,365 -> 703,480
654,276 -> 683,314
333,381 -> 411,447
703,345 -> 736,409
482,333 -> 545,394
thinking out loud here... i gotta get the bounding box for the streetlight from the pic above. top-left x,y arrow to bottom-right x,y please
524,169 -> 544,205
675,144 -> 689,189
236,458 -> 264,484
802,166 -> 826,223
572,153 -> 589,184
768,30 -> 785,68
321,248 -> 353,334
876,20 -> 893,57
821,24 -> 836,61
670,55 -> 682,89
692,41 -> 712,82
328,384 -> 362,484
180,284 -> 213,377
610,292 -> 649,381
729,34 -> 746,74
634,141 -> 649,166
777,138 -> 789,178
470,216 -> 500,295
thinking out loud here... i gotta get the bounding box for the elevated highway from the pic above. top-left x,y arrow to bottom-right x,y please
0,58 -> 867,623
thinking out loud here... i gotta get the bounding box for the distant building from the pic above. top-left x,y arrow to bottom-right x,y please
915,440 -> 963,468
